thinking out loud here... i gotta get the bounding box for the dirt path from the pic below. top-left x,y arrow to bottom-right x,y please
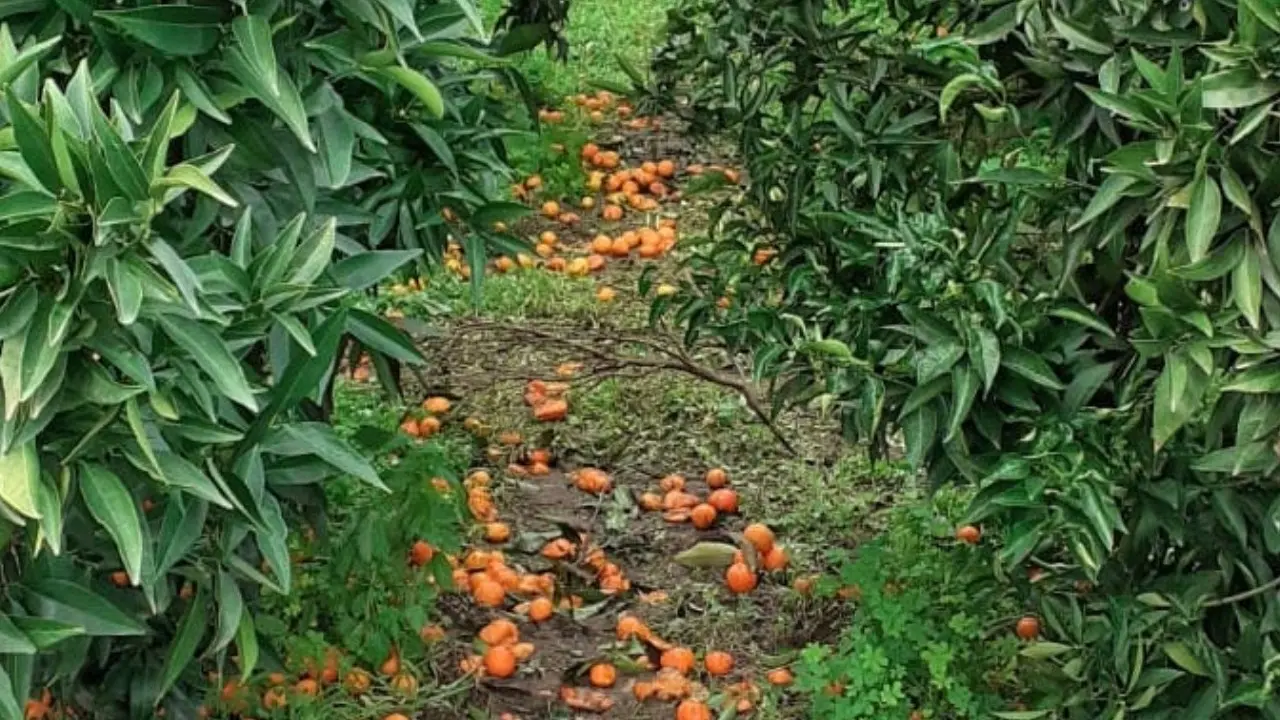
383,105 -> 864,719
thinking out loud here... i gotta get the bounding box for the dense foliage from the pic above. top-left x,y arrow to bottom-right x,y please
655,0 -> 1280,715
0,0 -> 553,715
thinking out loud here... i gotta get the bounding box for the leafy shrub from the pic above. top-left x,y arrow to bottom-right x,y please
654,0 -> 1280,715
798,490 -> 1023,719
0,0 -> 558,714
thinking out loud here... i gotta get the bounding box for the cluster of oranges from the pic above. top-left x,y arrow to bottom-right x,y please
398,395 -> 451,439
523,379 -> 569,422
585,154 -> 678,216
636,467 -> 739,528
589,218 -> 679,260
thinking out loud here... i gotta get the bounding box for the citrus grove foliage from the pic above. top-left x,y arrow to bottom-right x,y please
0,0 -> 558,715
655,0 -> 1280,715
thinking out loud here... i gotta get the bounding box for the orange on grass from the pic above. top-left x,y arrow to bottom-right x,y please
484,646 -> 517,678
705,467 -> 728,488
957,525 -> 982,544
545,257 -> 568,272
708,489 -> 739,514
617,615 -> 649,641
567,257 -> 590,277
541,538 -> 577,560
660,647 -> 696,675
639,492 -> 663,511
676,699 -> 712,720
472,578 -> 506,607
390,673 -> 417,696
525,175 -> 543,190
581,143 -> 600,161
423,396 -> 451,414
398,418 -> 419,437
479,618 -> 519,647
587,254 -> 607,272
705,651 -> 734,677
540,230 -> 559,246
574,468 -> 612,494
581,196 -> 597,210
262,687 -> 287,710
418,416 -> 442,436
610,236 -> 631,257
766,668 -> 794,686
763,545 -> 789,572
602,204 -> 624,221
596,287 -> 617,303
409,540 -> 434,566
663,491 -> 699,511
344,669 -> 372,695
591,234 -> 614,254
559,212 -> 581,225
690,504 -> 717,530
385,715 -> 410,720
588,663 -> 617,688
534,398 -> 569,422
657,159 -> 676,178
528,596 -> 554,623
420,624 -> 446,643
633,681 -> 655,701
494,256 -> 515,273
743,523 -> 775,554
484,523 -> 511,543
379,650 -> 400,676
726,562 -> 757,594
541,201 -> 560,218
1016,616 -> 1041,640
659,474 -> 686,492
793,574 -> 818,595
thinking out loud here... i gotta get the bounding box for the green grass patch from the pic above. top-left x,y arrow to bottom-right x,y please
382,268 -> 601,321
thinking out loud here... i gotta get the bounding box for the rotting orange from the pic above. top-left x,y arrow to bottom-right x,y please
390,672 -> 417,696
423,396 -> 451,414
533,398 -> 568,422
743,523 -> 775,554
588,663 -> 617,688
574,468 -> 612,494
956,525 -> 981,544
479,618 -> 519,647
541,538 -> 577,560
494,256 -> 515,273
639,492 -> 663,511
659,474 -> 686,492
660,647 -> 696,675
602,204 -> 624,221
663,491 -> 699,510
528,596 -> 554,623
484,646 -> 517,678
540,230 -> 558,246
664,508 -> 691,523
458,655 -> 484,675
559,212 -> 581,226
262,687 -> 287,710
763,545 -> 789,571
484,522 -> 510,543
633,681 -> 655,701
676,699 -> 712,720
766,668 -> 794,686
529,460 -> 551,476
610,236 -> 631,257
419,624 -> 446,643
690,504 -> 717,530
708,489 -> 739,514
705,467 -> 728,488
726,562 -> 757,594
471,578 -> 506,607
591,234 -> 614,254
512,642 -> 536,661
793,574 -> 818,595
398,418 -> 419,437
466,470 -> 492,488
616,615 -> 649,641
344,668 -> 371,695
705,651 -> 734,677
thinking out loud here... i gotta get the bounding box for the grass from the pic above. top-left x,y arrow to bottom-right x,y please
380,267 -> 601,321
481,0 -> 679,101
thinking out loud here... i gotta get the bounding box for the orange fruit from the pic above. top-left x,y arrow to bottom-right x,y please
1016,616 -> 1041,640
418,416 -> 442,436
409,540 -> 434,566
525,175 -> 543,190
398,418 -> 419,437
602,204 -> 624,221
541,201 -> 560,218
726,562 -> 757,594
588,663 -> 617,688
657,160 -> 676,178
423,396 -> 451,414
559,212 -> 581,225
660,647 -> 696,675
793,574 -> 818,595
587,254 -> 607,272
581,196 -> 596,210
591,234 -> 614,254
385,715 -> 410,720
956,525 -> 981,544
494,256 -> 515,273
482,522 -> 510,545
528,597 -> 554,623
743,523 -> 775,554
663,491 -> 699,511
633,681 -> 655,701
705,468 -> 728,488
690,504 -> 717,530
639,492 -> 663,511
379,650 -> 400,676
708,489 -> 738,514
540,230 -> 559,246
344,669 -> 371,695
109,570 -> 129,587
610,237 -> 631,257
262,687 -> 287,709
676,699 -> 712,720
659,474 -> 686,492
419,624 -> 446,643
389,672 -> 417,696
581,143 -> 600,161
596,287 -> 616,303
512,642 -> 536,661
484,645 -> 517,678
472,578 -> 506,607
479,618 -> 519,646
763,545 -> 789,571
267,672 -> 287,687
617,615 -> 649,641
705,651 -> 734,676
574,468 -> 612,494
766,668 -> 793,686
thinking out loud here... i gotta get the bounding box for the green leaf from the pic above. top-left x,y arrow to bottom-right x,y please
1172,238 -> 1245,281
901,405 -> 938,469
1070,174 -> 1138,231
157,315 -> 257,411
230,15 -> 278,95
329,249 -> 421,290
0,665 -> 20,720
158,587 -> 206,702
97,6 -> 222,56
208,570 -> 242,656
23,578 -> 146,636
1063,362 -> 1114,412
0,441 -> 39,520
90,105 -> 149,202
1233,246 -> 1262,330
1000,347 -> 1064,390
261,423 -> 386,491
79,463 -> 144,585
0,33 -> 60,90
969,326 -> 1001,393
945,365 -> 979,443
1186,171 -> 1221,262
377,65 -> 446,119
1163,643 -> 1211,677
9,616 -> 84,649
917,339 -> 965,383
288,218 -> 336,286
235,611 -> 259,679
1020,642 -> 1075,659
155,164 -> 238,206
347,309 -> 424,365
147,238 -> 202,314
0,284 -> 37,340
1193,443 -> 1274,475
0,614 -> 35,654
175,67 -> 231,124
1048,13 -> 1112,54
1050,303 -> 1115,338
0,190 -> 56,223
155,497 -> 209,576
1200,68 -> 1280,109
6,92 -> 58,194
939,73 -> 987,122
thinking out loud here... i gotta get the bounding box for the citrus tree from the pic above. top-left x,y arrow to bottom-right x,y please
655,0 -> 1280,714
0,0 -> 557,714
